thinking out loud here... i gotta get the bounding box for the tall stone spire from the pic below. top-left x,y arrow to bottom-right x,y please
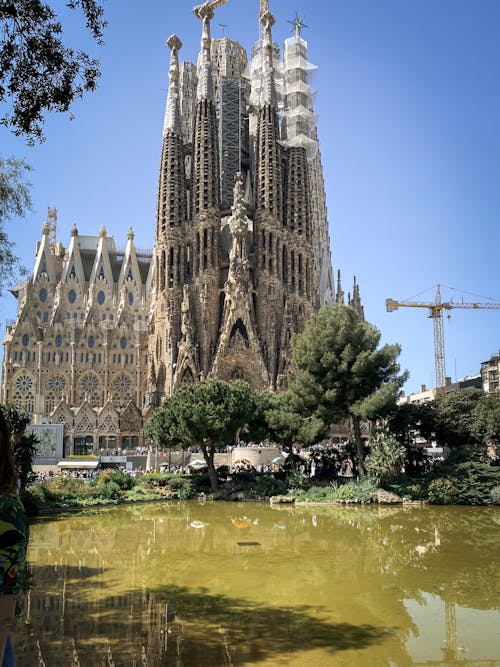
348,275 -> 365,321
149,34 -> 190,401
336,269 -> 345,305
157,35 -> 187,235
191,3 -> 220,215
255,9 -> 282,218
260,10 -> 277,107
163,35 -> 182,136
194,3 -> 214,101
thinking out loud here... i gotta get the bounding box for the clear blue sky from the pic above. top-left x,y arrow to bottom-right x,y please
1,0 -> 500,394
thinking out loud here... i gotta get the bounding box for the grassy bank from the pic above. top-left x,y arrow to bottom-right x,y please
23,461 -> 500,516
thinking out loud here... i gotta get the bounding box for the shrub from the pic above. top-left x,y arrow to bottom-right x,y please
287,472 -> 311,492
108,469 -> 136,491
489,485 -> 500,505
97,480 -> 122,500
167,477 -> 194,500
137,472 -> 172,488
428,462 -> 500,505
189,472 -> 212,494
19,489 -> 39,517
365,430 -> 406,486
385,476 -> 429,501
255,475 -> 287,498
333,480 -> 377,504
293,485 -> 337,502
124,487 -> 152,501
428,477 -> 458,505
51,476 -> 90,501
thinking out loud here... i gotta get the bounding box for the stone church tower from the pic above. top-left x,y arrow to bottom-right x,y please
146,4 -> 344,404
1,2 -> 363,455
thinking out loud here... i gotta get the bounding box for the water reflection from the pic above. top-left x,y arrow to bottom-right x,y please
13,503 -> 500,666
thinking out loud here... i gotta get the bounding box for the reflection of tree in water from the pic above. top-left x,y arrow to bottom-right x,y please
154,585 -> 393,666
284,505 -> 499,606
16,503 -> 498,665
15,565 -> 392,666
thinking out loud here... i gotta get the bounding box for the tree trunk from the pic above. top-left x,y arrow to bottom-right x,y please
202,444 -> 219,492
352,415 -> 366,477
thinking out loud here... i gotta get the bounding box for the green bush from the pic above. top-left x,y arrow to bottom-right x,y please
137,472 -> 172,488
365,430 -> 406,485
124,487 -> 148,501
19,489 -> 39,517
287,472 -> 311,492
255,475 -> 287,498
293,485 -> 337,502
428,477 -> 458,505
96,480 -> 122,500
51,476 -> 91,500
385,476 -> 429,501
108,469 -> 136,491
333,480 -> 377,503
489,485 -> 500,505
428,462 -> 500,505
167,476 -> 194,499
189,472 -> 212,494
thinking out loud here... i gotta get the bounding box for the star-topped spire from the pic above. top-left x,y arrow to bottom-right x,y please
288,12 -> 308,39
163,34 -> 182,136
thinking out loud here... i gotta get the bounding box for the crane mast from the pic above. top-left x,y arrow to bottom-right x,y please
386,285 -> 500,388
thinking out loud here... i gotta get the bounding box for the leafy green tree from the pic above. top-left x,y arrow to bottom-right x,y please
253,390 -> 325,458
418,388 -> 487,460
471,392 -> 500,452
287,305 -> 407,475
145,380 -> 257,492
1,0 -> 106,143
1,402 -> 37,490
1,1 -> 105,288
0,155 -> 31,293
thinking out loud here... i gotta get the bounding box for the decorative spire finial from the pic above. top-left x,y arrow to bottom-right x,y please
195,4 -> 214,100
260,10 -> 276,105
127,226 -> 135,241
164,34 -> 182,135
42,221 -> 50,236
99,225 -> 107,238
287,12 -> 308,39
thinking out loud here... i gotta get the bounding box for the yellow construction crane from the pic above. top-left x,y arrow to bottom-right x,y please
386,285 -> 500,388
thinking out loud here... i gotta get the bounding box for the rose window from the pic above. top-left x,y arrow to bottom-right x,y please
114,374 -> 132,393
15,375 -> 33,392
49,376 -> 66,393
82,375 -> 100,394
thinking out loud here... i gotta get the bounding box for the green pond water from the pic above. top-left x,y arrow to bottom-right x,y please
13,502 -> 500,666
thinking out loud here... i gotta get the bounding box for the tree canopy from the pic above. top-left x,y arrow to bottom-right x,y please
0,155 -> 31,294
404,387 -> 495,461
256,390 -> 325,457
1,402 -> 37,491
145,380 -> 257,492
1,0 -> 106,143
287,305 -> 407,474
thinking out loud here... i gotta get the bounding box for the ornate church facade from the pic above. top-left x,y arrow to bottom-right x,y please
1,3 -> 362,455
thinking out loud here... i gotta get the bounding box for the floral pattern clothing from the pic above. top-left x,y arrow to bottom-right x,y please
0,496 -> 28,595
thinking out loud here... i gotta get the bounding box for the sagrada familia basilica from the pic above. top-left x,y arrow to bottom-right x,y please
1,1 -> 363,454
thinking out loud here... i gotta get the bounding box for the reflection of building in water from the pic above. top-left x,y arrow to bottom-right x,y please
405,592 -> 500,666
17,505 -> 500,666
